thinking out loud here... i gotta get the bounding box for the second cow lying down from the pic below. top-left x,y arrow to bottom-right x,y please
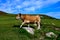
16,13 -> 41,30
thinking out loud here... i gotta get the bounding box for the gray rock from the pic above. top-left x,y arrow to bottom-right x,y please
46,32 -> 57,37
23,27 -> 35,35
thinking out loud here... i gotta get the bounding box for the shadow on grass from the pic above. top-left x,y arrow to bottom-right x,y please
56,34 -> 60,40
13,24 -> 35,29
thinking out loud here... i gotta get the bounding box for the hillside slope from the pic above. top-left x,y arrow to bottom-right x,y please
0,12 -> 60,40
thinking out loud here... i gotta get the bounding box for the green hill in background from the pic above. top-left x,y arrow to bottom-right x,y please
0,11 -> 60,40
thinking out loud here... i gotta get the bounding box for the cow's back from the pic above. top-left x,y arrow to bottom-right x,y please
22,15 -> 40,22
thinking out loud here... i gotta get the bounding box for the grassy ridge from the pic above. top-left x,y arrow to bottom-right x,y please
0,13 -> 60,40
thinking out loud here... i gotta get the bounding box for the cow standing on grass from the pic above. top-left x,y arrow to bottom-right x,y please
16,13 -> 41,30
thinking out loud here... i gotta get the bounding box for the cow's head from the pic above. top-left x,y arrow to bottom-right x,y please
16,13 -> 21,20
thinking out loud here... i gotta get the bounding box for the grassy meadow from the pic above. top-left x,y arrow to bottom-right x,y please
0,12 -> 60,40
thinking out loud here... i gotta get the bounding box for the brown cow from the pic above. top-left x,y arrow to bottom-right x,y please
16,13 -> 41,30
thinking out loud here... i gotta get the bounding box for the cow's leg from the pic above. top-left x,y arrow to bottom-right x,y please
28,24 -> 30,28
20,22 -> 25,28
34,21 -> 37,26
37,22 -> 41,30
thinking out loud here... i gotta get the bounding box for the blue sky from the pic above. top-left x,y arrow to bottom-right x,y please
0,0 -> 60,19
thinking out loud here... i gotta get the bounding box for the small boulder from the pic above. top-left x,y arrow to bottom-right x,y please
23,27 -> 35,35
46,32 -> 57,37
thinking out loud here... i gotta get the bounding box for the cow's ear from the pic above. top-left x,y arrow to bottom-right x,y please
19,13 -> 21,16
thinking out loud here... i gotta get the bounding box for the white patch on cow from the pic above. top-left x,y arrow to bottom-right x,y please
23,27 -> 35,35
26,20 -> 30,23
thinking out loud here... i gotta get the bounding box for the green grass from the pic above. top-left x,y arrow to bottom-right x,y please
0,15 -> 60,40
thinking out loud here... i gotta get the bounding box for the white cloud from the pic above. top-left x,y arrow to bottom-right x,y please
22,1 -> 31,7
21,0 -> 60,12
0,0 -> 60,13
24,7 -> 36,12
45,12 -> 60,18
16,5 -> 22,9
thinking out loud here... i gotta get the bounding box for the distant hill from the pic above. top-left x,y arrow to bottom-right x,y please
0,11 -> 16,17
0,11 -> 60,20
0,11 -> 8,15
40,14 -> 58,19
